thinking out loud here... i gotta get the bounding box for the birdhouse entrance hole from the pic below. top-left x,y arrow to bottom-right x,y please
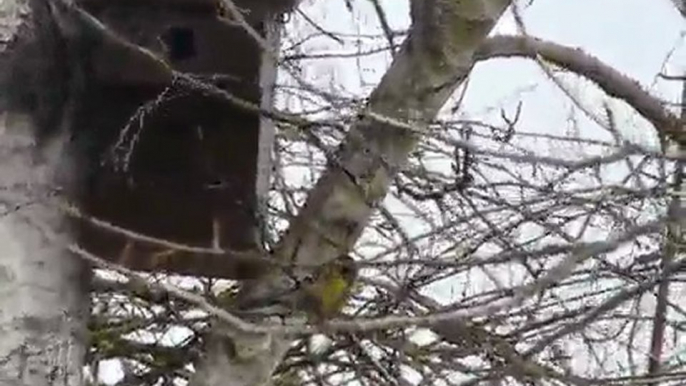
70,0 -> 280,278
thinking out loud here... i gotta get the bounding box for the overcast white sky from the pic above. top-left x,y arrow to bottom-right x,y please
482,0 -> 685,143
291,0 -> 685,147
282,0 -> 686,252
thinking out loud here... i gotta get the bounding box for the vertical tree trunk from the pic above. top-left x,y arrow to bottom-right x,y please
0,113 -> 89,386
0,0 -> 89,384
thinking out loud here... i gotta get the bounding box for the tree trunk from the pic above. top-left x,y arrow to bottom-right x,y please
0,0 -> 89,385
192,1 -> 511,385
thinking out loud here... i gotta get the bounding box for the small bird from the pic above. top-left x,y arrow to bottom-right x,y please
296,254 -> 358,322
226,255 -> 358,322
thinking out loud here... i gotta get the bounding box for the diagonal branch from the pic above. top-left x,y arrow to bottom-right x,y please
193,1 -> 513,385
475,35 -> 682,143
275,0 -> 512,271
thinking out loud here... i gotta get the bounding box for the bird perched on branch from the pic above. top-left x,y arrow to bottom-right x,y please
222,255 -> 358,322
297,254 -> 358,321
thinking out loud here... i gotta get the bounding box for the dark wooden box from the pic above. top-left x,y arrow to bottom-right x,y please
73,0 -> 282,277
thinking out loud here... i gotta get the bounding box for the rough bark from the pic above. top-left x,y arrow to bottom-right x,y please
192,1 -> 512,385
0,0 -> 89,385
275,0 -> 510,270
0,113 -> 88,386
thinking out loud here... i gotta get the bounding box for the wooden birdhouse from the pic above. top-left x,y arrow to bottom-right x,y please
72,0 -> 290,278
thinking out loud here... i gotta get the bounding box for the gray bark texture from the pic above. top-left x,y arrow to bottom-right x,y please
0,113 -> 88,386
670,0 -> 686,18
0,0 -> 89,385
192,1 -> 512,385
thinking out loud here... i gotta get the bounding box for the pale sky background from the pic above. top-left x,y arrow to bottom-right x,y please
282,0 -> 686,260
99,0 -> 686,383
291,0 -> 685,146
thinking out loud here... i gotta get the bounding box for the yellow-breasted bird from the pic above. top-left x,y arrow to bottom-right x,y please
228,255 -> 358,322
295,254 -> 358,321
